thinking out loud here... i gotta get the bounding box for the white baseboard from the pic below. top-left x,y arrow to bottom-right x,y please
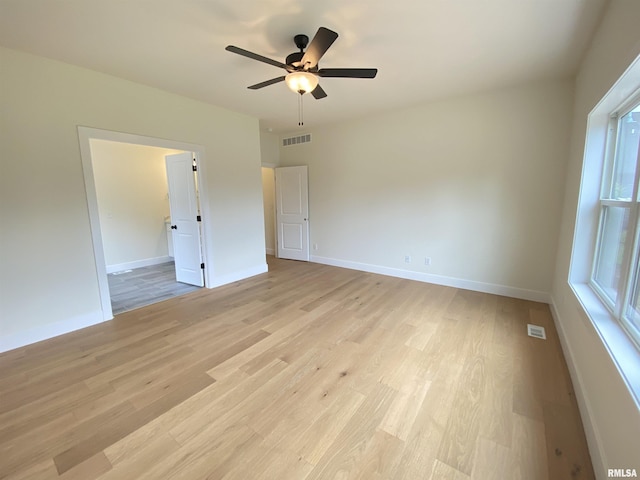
106,256 -> 172,274
208,263 -> 269,288
266,248 -> 276,256
0,310 -> 108,353
310,255 -> 550,303
548,298 -> 606,478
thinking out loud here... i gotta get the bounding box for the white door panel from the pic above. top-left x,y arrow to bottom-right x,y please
276,166 -> 309,261
281,185 -> 303,214
165,152 -> 204,286
282,223 -> 303,250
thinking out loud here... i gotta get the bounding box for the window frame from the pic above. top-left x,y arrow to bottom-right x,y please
569,53 -> 640,410
589,93 -> 640,349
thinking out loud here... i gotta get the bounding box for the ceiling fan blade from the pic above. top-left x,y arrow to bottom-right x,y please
311,84 -> 327,99
225,45 -> 288,70
248,76 -> 286,90
300,27 -> 338,69
317,68 -> 378,78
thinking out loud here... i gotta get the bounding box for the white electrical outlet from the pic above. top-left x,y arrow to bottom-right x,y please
313,243 -> 318,251
404,255 -> 411,263
425,257 -> 431,266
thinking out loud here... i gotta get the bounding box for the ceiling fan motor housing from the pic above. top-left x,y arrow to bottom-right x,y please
294,34 -> 309,50
287,34 -> 310,68
286,51 -> 305,68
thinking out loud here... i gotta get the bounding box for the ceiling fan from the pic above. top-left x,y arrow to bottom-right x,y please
225,27 -> 378,100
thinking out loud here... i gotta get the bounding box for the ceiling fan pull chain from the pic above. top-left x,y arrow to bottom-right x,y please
298,93 -> 304,126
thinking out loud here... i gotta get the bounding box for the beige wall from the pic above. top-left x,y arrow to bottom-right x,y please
259,130 -> 281,166
280,79 -> 573,299
551,0 -> 640,474
261,168 -> 276,255
0,47 -> 266,349
91,140 -> 181,269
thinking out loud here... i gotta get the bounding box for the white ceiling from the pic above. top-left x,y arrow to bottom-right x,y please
0,0 -> 607,133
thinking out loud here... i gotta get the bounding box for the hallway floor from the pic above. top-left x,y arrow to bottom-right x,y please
107,261 -> 201,314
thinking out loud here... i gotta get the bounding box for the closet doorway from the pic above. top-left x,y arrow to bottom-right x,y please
79,127 -> 211,319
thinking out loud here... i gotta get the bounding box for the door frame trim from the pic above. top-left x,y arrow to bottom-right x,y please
78,126 -> 210,320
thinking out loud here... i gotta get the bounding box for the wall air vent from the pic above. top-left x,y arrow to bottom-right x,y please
282,133 -> 312,147
527,324 -> 547,340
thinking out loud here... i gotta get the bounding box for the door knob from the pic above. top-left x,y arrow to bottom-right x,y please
171,225 -> 177,230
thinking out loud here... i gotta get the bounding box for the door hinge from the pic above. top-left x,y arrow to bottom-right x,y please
196,215 -> 201,222
192,165 -> 197,172
200,263 -> 205,269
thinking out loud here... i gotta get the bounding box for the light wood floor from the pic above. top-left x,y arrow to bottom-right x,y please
0,256 -> 594,479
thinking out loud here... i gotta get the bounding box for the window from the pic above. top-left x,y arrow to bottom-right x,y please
591,100 -> 640,347
570,54 -> 640,407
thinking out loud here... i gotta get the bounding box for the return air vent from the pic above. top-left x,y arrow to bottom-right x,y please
282,133 -> 312,147
527,324 -> 546,340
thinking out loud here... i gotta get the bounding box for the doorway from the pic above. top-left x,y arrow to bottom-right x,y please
275,166 -> 310,261
78,127 -> 211,320
261,165 -> 310,261
261,167 -> 277,256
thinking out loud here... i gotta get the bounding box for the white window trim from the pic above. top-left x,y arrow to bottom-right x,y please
571,283 -> 640,406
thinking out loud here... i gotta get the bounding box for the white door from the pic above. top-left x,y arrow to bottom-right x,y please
275,166 -> 309,261
165,152 -> 204,286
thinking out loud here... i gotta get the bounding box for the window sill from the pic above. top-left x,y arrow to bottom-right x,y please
571,283 -> 640,409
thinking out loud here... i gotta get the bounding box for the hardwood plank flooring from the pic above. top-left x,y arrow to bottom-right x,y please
107,261 -> 201,315
0,256 -> 594,479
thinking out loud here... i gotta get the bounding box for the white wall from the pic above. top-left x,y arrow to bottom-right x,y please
280,80 -> 573,300
0,47 -> 266,351
259,130 -> 281,166
551,0 -> 640,475
261,168 -> 276,255
91,140 -> 181,269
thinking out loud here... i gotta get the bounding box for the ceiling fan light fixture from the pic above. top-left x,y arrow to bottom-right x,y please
285,71 -> 318,94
